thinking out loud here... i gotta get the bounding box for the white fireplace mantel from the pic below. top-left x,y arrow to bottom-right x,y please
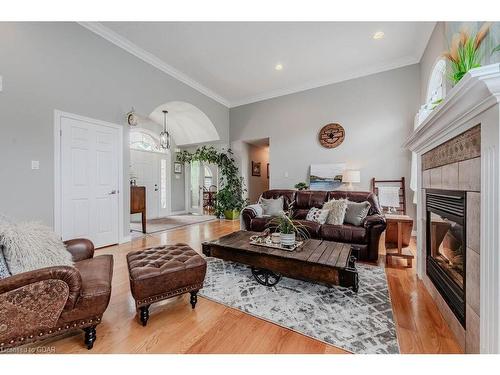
404,64 -> 500,354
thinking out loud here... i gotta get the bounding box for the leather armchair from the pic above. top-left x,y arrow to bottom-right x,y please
0,239 -> 113,351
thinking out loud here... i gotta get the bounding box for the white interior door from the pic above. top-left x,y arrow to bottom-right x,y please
188,160 -> 203,215
60,116 -> 120,248
130,150 -> 160,219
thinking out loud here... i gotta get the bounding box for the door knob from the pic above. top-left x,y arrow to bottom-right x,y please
108,190 -> 117,195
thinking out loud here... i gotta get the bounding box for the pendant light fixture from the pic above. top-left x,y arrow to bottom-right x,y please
160,110 -> 170,150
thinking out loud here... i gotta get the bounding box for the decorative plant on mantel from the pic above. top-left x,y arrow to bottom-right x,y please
443,22 -> 491,85
177,146 -> 247,219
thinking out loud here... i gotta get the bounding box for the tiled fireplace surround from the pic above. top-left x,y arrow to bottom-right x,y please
405,64 -> 500,353
422,125 -> 481,352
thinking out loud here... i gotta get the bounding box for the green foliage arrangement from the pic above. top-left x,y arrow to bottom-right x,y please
294,182 -> 309,190
268,212 -> 309,239
493,44 -> 500,55
177,146 -> 247,217
443,23 -> 490,85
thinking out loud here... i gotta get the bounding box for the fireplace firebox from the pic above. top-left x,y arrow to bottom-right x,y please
426,189 -> 466,327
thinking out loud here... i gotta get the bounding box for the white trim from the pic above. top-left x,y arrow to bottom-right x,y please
54,110 -> 126,245
404,64 -> 500,354
78,22 -> 230,108
78,22 -> 423,109
403,64 -> 500,154
120,235 -> 131,244
230,55 -> 420,108
170,210 -> 187,215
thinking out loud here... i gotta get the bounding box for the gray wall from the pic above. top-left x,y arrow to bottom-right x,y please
0,22 -> 229,235
230,64 -> 420,219
419,22 -> 447,104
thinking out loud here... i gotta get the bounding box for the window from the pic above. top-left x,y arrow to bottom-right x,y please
204,166 -> 214,190
160,159 -> 167,210
426,59 -> 446,106
129,129 -> 163,153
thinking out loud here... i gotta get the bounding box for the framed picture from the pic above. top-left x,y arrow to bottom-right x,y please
267,163 -> 269,179
252,161 -> 261,177
310,163 -> 346,190
174,162 -> 183,174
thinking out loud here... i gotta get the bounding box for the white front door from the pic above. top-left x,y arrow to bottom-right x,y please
60,116 -> 120,248
130,150 -> 170,219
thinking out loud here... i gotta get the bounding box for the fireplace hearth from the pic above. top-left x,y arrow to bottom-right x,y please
426,189 -> 466,327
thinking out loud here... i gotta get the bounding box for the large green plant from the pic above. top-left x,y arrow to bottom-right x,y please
177,146 -> 247,216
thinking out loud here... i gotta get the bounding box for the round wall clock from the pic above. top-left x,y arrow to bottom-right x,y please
318,123 -> 345,149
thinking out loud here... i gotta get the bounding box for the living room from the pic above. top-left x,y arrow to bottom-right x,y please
1,0 -> 500,372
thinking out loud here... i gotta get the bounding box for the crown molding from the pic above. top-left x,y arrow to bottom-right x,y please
229,55 -> 421,108
79,22 -> 429,109
78,22 -> 231,108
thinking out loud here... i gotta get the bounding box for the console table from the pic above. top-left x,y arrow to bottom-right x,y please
130,186 -> 146,233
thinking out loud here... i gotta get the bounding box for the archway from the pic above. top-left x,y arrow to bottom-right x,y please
149,101 -> 220,146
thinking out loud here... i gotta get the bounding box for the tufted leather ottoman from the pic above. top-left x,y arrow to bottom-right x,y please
126,243 -> 207,326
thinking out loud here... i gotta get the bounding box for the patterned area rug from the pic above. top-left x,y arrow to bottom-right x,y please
199,257 -> 399,354
130,214 -> 216,233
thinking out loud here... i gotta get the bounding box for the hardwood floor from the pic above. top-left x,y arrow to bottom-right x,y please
37,219 -> 462,354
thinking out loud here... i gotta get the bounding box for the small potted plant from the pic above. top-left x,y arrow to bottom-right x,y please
269,212 -> 309,247
294,182 -> 309,191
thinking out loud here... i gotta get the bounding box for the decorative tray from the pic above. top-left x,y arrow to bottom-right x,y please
249,235 -> 303,252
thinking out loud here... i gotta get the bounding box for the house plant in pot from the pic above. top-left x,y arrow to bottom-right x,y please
216,184 -> 246,220
177,146 -> 247,220
270,212 -> 309,247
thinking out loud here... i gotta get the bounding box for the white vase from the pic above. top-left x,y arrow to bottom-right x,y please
280,232 -> 296,247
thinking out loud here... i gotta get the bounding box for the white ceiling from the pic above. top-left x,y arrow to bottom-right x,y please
88,22 -> 435,107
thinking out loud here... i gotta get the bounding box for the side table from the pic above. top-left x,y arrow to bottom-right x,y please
384,214 -> 414,267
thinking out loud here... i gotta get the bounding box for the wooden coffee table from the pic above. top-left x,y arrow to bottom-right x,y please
202,231 -> 359,292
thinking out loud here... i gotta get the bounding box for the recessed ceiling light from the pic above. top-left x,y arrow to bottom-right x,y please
373,31 -> 385,40
275,63 -> 283,71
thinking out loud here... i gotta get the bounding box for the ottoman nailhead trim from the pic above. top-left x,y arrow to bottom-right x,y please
136,283 -> 204,307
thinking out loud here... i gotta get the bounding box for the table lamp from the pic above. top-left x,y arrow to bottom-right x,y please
343,170 -> 360,190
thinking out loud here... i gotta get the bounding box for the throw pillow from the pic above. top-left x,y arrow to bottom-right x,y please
305,207 -> 330,224
344,201 -> 371,226
0,221 -> 73,275
260,197 -> 284,216
323,199 -> 348,225
0,247 -> 11,279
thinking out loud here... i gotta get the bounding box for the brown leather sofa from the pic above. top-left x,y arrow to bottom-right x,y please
0,239 -> 113,351
242,190 -> 386,261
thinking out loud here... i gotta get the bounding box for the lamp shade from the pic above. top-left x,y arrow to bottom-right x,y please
343,170 -> 360,183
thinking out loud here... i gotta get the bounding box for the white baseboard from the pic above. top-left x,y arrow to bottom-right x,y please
120,235 -> 131,244
170,210 -> 187,215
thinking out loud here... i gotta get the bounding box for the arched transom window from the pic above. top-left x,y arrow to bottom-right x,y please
129,129 -> 164,153
426,59 -> 446,107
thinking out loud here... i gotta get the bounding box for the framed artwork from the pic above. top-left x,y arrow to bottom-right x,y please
252,161 -> 261,177
174,162 -> 183,174
310,163 -> 346,190
267,163 -> 269,179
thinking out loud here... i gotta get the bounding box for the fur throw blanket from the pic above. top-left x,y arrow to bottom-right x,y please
0,221 -> 73,275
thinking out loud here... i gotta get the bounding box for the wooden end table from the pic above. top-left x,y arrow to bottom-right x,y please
384,214 -> 414,267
